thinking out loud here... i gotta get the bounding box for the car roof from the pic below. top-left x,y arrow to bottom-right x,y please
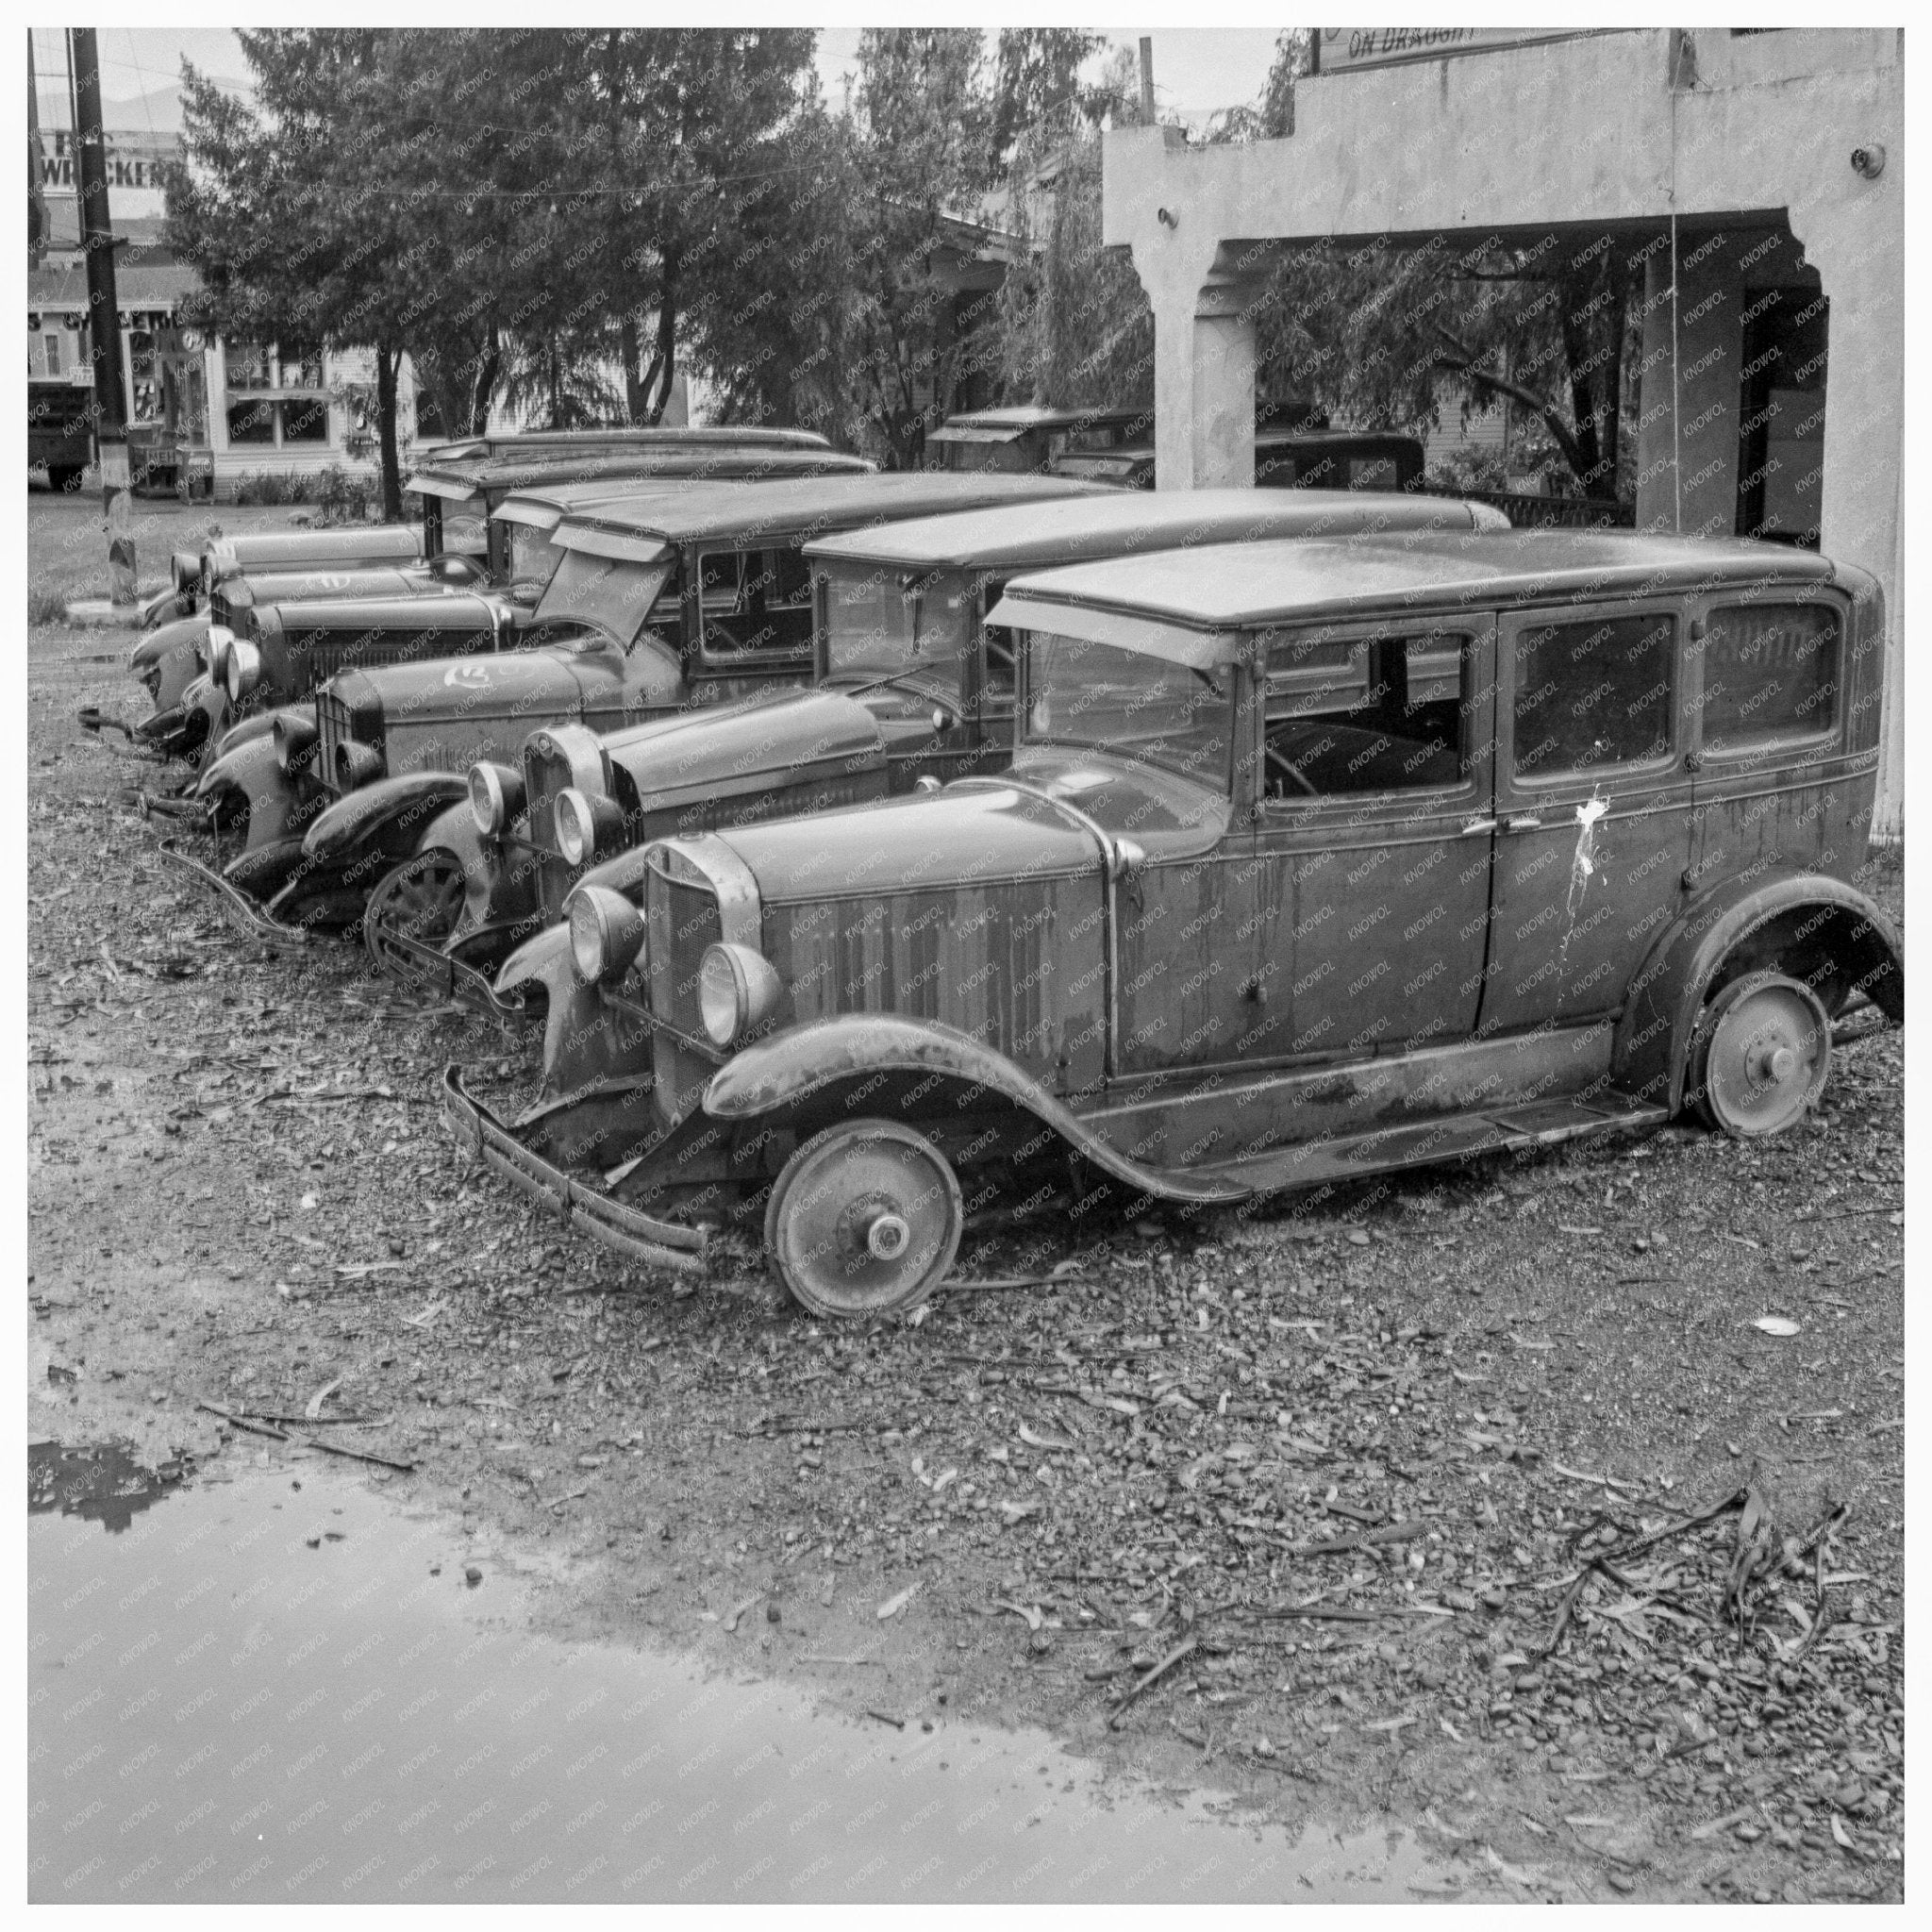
417,426 -> 827,461
556,471 -> 1111,548
805,488 -> 1492,572
408,445 -> 867,499
998,528 -> 1843,638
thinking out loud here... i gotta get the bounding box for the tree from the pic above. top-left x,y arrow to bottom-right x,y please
989,29 -> 1106,168
829,28 -> 999,467
167,29 -> 552,515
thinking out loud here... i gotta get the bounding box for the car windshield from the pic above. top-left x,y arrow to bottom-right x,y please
1023,632 -> 1233,791
504,522 -> 566,595
533,549 -> 673,649
824,563 -> 974,692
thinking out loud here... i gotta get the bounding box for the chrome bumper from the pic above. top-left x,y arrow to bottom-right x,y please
368,919 -> 533,1024
155,838 -> 313,946
441,1066 -> 707,1276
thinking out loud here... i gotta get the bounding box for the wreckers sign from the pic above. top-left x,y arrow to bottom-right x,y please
38,129 -> 181,192
1312,29 -> 1597,74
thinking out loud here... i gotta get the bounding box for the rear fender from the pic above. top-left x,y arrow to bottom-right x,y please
704,1014 -> 1240,1206
304,773 -> 470,864
1615,871 -> 1904,1113
193,729 -> 324,851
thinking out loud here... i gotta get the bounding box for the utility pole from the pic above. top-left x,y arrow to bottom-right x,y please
71,26 -> 136,614
1139,37 -> 1156,123
28,33 -> 47,269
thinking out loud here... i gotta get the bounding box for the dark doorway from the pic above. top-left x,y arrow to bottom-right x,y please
1737,284 -> 1827,546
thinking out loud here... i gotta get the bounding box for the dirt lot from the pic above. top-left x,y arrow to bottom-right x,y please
26,493 -> 1905,1902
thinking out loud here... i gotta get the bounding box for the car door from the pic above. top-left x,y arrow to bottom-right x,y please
1250,615 -> 1498,1061
1478,598 -> 1695,1036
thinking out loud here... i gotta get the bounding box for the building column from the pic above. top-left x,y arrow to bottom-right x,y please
1634,228 -> 1742,539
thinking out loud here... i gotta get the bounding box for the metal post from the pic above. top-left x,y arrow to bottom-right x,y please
1139,38 -> 1156,123
71,27 -> 136,613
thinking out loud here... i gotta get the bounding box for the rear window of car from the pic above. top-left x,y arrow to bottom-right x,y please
1699,603 -> 1840,755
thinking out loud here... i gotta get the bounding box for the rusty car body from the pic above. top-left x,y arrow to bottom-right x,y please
925,406 -> 1151,475
123,428 -> 855,758
170,469 -> 1105,951
484,488 -> 1511,1079
446,527 -> 1903,1318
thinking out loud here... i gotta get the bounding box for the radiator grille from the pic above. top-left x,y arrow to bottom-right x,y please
524,739 -> 586,922
314,692 -> 354,796
646,866 -> 721,1041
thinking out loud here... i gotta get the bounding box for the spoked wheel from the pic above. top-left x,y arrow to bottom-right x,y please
763,1118 -> 963,1320
364,850 -> 468,974
1689,971 -> 1831,1138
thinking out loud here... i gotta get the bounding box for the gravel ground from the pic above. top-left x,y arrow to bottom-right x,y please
27,497 -> 1906,1903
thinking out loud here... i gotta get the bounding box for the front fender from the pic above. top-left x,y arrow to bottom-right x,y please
138,585 -> 195,629
304,773 -> 470,863
1615,870 -> 1905,1113
193,728 -> 324,852
415,801 -> 542,945
131,609 -> 209,689
498,924 -> 619,1103
704,1014 -> 1240,1205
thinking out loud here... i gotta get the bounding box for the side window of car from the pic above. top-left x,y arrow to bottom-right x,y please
1697,603 -> 1840,757
1512,612 -> 1674,778
980,580 -> 1015,713
698,546 -> 815,657
1261,626 -> 1470,799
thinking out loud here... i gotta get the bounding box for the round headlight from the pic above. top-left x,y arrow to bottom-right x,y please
468,761 -> 524,838
207,623 -> 235,684
698,941 -> 783,1049
555,787 -> 595,867
225,636 -> 261,704
566,884 -> 645,986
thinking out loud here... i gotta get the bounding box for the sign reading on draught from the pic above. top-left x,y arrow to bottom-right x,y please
1314,29 -> 1593,74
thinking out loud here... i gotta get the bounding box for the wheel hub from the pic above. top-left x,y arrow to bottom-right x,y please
866,1213 -> 911,1261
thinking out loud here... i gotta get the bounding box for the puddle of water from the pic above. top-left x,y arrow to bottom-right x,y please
30,1439 -> 189,1534
29,1444 -> 1443,1903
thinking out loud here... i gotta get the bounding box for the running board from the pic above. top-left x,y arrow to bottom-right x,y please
1202,1091 -> 1671,1194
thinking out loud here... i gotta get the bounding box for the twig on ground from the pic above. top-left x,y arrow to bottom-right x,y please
1108,1632 -> 1200,1727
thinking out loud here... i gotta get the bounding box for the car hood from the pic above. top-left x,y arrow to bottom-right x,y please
602,688 -> 882,806
329,650 -> 600,729
709,748 -> 1230,908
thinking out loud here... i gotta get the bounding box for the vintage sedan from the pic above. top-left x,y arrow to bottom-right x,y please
173,469 -> 1104,940
126,439 -> 868,761
926,406 -> 1151,475
479,488 -> 1509,1077
446,528 -> 1903,1317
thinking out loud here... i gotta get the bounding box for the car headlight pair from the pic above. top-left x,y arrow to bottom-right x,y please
554,786 -> 624,868
206,624 -> 260,705
562,886 -> 780,1050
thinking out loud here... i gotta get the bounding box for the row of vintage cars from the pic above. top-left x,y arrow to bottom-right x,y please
96,424 -> 1903,1318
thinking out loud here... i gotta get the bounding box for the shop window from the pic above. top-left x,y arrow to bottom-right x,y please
279,396 -> 331,444
1513,613 -> 1674,777
226,341 -> 272,388
126,330 -> 158,422
226,399 -> 277,444
279,350 -> 325,389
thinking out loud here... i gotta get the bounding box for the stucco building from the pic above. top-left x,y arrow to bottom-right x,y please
1103,27 -> 1904,833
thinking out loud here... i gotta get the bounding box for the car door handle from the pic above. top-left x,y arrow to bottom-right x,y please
1503,814 -> 1543,832
1459,817 -> 1497,837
